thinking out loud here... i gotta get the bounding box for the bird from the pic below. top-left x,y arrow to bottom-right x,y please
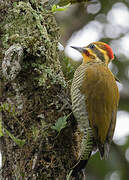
70,42 -> 119,177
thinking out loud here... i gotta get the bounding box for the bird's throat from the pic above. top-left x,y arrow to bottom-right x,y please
82,53 -> 92,63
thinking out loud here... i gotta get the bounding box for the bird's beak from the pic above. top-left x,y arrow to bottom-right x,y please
70,46 -> 85,53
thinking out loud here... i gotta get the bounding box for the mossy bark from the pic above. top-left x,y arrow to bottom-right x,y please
0,1 -> 80,179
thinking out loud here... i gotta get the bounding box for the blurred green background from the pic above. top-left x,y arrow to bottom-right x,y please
55,0 -> 129,179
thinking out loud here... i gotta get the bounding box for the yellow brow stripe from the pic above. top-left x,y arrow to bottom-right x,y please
87,48 -> 97,58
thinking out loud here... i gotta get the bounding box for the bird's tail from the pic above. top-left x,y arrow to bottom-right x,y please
71,127 -> 93,176
98,142 -> 110,160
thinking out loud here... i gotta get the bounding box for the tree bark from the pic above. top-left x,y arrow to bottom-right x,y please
0,1 -> 80,179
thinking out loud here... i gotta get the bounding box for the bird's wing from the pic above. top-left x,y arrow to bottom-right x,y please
81,63 -> 119,157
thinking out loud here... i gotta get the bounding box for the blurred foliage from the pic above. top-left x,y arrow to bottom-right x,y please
51,3 -> 71,13
48,0 -> 91,7
61,56 -> 76,82
54,0 -> 129,180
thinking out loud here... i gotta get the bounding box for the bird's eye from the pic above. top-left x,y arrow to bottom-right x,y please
89,44 -> 95,49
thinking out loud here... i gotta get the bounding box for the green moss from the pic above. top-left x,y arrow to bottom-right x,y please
1,103 -> 16,116
1,2 -> 57,57
4,128 -> 26,147
31,61 -> 66,87
1,1 -> 66,87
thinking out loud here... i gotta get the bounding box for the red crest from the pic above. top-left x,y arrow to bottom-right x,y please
104,44 -> 114,60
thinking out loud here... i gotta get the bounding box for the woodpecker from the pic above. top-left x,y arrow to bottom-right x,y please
71,42 -> 119,176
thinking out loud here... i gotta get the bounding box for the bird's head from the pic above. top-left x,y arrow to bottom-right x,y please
71,42 -> 114,65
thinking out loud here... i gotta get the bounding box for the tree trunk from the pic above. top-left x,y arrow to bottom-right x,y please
0,1 -> 80,179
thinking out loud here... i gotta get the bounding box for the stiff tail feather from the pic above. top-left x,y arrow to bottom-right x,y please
71,127 -> 93,177
98,142 -> 110,160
